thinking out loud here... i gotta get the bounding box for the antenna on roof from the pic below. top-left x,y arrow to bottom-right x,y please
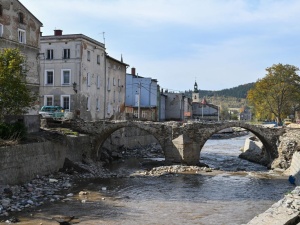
102,32 -> 105,45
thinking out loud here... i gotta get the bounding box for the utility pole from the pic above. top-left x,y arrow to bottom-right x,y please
138,82 -> 141,119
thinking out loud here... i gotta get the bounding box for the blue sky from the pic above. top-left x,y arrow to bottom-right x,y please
20,0 -> 300,92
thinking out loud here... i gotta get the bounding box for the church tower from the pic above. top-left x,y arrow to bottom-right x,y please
192,81 -> 200,103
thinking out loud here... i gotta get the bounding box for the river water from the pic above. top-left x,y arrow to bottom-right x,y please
5,135 -> 294,225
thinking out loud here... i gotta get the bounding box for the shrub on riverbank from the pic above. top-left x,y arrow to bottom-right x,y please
0,122 -> 27,146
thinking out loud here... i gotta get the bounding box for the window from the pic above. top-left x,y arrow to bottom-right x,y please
63,49 -> 70,59
46,49 -> 53,60
118,79 -> 120,87
113,78 -> 116,86
96,98 -> 100,111
87,50 -> 90,61
107,77 -> 110,91
61,95 -> 70,111
86,97 -> 90,111
142,111 -> 147,118
0,24 -> 3,37
113,90 -> 116,103
97,55 -> 100,64
97,75 -> 100,89
45,70 -> 54,85
61,69 -> 71,85
18,12 -> 24,24
18,29 -> 26,44
133,110 -> 138,118
44,95 -> 54,106
87,73 -> 91,87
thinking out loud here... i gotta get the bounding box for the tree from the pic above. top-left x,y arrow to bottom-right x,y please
0,48 -> 35,120
247,63 -> 300,124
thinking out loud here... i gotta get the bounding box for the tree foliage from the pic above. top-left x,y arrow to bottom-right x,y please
0,48 -> 34,119
247,63 -> 300,124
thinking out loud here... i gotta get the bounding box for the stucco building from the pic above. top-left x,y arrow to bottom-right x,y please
40,30 -> 128,121
164,91 -> 192,121
0,0 -> 43,114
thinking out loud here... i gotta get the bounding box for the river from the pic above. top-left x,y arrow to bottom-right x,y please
2,135 -> 294,225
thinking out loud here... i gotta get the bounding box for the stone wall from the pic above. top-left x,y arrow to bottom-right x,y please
0,142 -> 66,185
271,129 -> 300,171
65,134 -> 91,162
0,134 -> 91,185
102,127 -> 158,151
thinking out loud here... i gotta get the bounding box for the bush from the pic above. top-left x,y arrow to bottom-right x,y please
0,122 -> 27,140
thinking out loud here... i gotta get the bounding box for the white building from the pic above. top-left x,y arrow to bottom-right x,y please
40,30 -> 128,121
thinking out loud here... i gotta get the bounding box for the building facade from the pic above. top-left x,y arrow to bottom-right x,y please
164,91 -> 192,121
40,30 -> 127,121
125,68 -> 159,121
105,55 -> 128,120
0,0 -> 43,114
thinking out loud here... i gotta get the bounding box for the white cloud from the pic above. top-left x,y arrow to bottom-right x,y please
19,0 -> 300,91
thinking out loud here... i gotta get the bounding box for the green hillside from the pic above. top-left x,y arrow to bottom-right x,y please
185,82 -> 255,108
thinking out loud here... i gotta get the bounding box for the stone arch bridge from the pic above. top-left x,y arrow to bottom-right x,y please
70,120 -> 285,166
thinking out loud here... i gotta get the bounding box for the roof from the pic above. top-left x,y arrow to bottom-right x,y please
107,55 -> 129,66
16,0 -> 43,26
41,34 -> 105,48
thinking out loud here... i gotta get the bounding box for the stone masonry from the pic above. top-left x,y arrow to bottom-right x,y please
71,120 -> 285,166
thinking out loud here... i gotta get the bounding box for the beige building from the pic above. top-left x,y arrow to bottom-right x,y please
0,0 -> 43,114
106,55 -> 128,120
40,30 -> 128,121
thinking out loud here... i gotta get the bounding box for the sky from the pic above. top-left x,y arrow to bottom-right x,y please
20,0 -> 300,92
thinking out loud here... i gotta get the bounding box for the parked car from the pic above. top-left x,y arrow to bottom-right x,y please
39,106 -> 63,118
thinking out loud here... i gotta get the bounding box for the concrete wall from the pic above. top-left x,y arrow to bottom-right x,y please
0,134 -> 91,185
0,142 -> 66,185
4,115 -> 40,133
65,134 -> 91,162
286,151 -> 300,186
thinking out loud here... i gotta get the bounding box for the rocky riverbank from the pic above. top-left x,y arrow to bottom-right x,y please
244,186 -> 300,225
240,128 -> 300,224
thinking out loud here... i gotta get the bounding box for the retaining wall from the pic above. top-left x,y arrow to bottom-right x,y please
0,142 -> 66,185
0,134 -> 91,185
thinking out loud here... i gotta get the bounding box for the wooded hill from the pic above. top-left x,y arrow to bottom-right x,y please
185,82 -> 255,108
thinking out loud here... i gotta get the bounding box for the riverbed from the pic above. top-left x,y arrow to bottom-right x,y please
0,135 -> 294,225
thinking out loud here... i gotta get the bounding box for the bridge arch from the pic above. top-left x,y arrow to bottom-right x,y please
189,121 -> 284,166
89,121 -> 170,160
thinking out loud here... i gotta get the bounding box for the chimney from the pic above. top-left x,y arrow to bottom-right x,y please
54,29 -> 63,36
131,67 -> 136,75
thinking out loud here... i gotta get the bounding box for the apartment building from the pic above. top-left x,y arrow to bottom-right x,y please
0,0 -> 43,114
40,30 -> 128,121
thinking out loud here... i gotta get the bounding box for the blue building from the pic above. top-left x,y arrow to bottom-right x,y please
125,68 -> 159,121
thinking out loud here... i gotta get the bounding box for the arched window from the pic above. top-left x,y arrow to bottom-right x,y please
18,12 -> 24,23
